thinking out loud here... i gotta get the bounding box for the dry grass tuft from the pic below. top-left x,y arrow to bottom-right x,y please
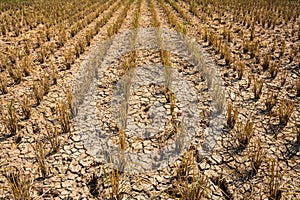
177,151 -> 194,178
51,64 -> 58,85
37,46 -> 48,64
189,1 -> 198,16
289,45 -> 297,63
227,102 -> 238,129
262,55 -> 270,71
133,0 -> 142,29
279,40 -> 285,57
175,151 -> 207,200
46,125 -> 61,153
265,92 -> 277,112
160,49 -> 171,66
3,166 -> 32,200
250,139 -> 263,173
57,28 -> 67,48
0,74 -> 8,94
65,88 -> 73,116
109,169 -> 122,200
253,78 -> 264,99
242,39 -> 250,54
42,73 -> 50,95
20,56 -> 31,77
279,72 -> 287,87
3,100 -> 19,135
57,100 -> 71,133
33,81 -> 43,105
268,160 -> 283,200
176,22 -> 187,35
8,65 -> 22,85
75,39 -> 85,57
224,47 -> 232,65
125,51 -> 136,69
236,119 -> 254,148
269,62 -> 278,79
175,172 -> 207,200
149,0 -> 160,27
34,140 -> 48,178
119,128 -> 126,152
20,96 -> 31,120
278,100 -> 294,126
64,48 -> 74,70
85,29 -> 93,46
237,61 -> 245,80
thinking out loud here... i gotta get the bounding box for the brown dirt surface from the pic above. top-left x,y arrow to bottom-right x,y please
0,0 -> 299,199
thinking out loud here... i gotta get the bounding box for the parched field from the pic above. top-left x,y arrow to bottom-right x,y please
0,0 -> 299,199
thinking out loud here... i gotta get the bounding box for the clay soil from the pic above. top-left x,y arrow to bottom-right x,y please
0,0 -> 299,199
